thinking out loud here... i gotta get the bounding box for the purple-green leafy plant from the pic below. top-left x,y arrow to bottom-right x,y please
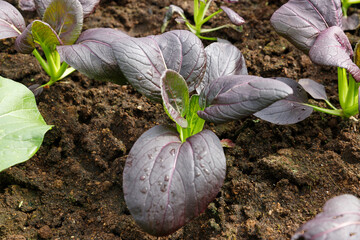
0,0 -> 100,87
292,194 -> 360,240
161,0 -> 245,41
262,0 -> 360,124
58,29 -> 294,236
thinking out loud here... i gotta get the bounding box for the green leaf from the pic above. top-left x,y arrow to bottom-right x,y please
0,76 -> 52,172
32,20 -> 62,51
161,70 -> 189,128
43,0 -> 83,45
186,94 -> 205,137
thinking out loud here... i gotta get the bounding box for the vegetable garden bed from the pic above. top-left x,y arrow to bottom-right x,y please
0,0 -> 359,239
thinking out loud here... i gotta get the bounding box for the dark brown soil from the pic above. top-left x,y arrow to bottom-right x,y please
1,0 -> 360,239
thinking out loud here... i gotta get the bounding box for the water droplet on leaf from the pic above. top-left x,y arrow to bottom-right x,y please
140,187 -> 148,194
160,184 -> 167,192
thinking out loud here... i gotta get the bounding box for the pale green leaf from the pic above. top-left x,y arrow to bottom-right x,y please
0,76 -> 52,172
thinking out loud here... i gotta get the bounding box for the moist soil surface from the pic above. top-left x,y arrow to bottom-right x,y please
1,0 -> 360,239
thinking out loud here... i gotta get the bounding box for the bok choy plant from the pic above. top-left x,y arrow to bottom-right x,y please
253,0 -> 360,124
57,29 -> 294,236
292,194 -> 360,240
0,0 -> 99,88
161,0 -> 245,41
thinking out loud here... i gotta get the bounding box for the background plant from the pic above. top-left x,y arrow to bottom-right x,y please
0,0 -> 99,88
292,194 -> 360,240
256,0 -> 360,124
161,0 -> 245,41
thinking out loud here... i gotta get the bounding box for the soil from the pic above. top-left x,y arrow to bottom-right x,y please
1,0 -> 360,239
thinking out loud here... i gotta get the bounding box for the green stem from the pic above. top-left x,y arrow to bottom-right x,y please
200,0 -> 213,23
54,51 -> 61,69
195,0 -> 206,26
200,24 -> 232,33
338,67 -> 348,109
54,62 -> 69,79
345,73 -> 356,109
58,66 -> 76,80
185,22 -> 197,34
304,103 -> 345,117
198,35 -> 218,41
32,49 -> 51,76
177,124 -> 186,142
343,103 -> 359,117
194,0 -> 199,24
200,9 -> 222,25
324,100 -> 338,111
42,45 -> 57,77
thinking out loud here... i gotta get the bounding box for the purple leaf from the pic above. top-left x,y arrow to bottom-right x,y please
78,0 -> 100,17
309,26 -> 360,81
270,0 -> 342,53
0,0 -> 26,39
254,77 -> 313,125
161,5 -> 186,33
35,0 -> 98,18
15,23 -> 35,54
123,125 -> 226,236
220,6 -> 245,26
19,0 -> 36,11
28,84 -> 44,97
299,78 -> 328,100
43,0 -> 83,45
153,30 -> 206,92
292,194 -> 360,240
161,70 -> 189,128
342,13 -> 359,31
34,0 -> 51,17
57,28 -> 129,85
197,75 -> 293,123
111,30 -> 206,102
197,42 -> 247,94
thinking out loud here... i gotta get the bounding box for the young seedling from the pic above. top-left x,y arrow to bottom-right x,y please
292,194 -> 360,240
58,29 -> 294,236
161,0 -> 245,41
0,0 -> 99,88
